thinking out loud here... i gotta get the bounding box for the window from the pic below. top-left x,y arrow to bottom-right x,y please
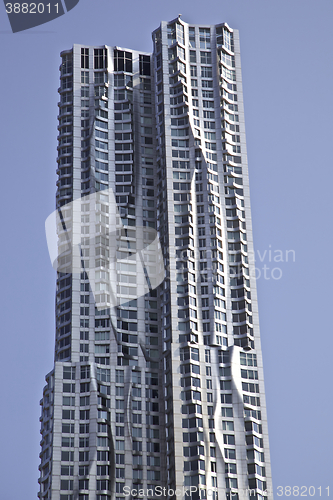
115,370 -> 124,383
132,387 -> 141,397
81,48 -> 89,69
63,410 -> 75,420
132,414 -> 142,424
60,480 -> 74,490
94,48 -> 107,70
96,367 -> 110,382
132,371 -> 141,384
63,383 -> 75,393
223,434 -> 235,445
176,23 -> 185,45
139,55 -> 150,76
116,413 -> 124,423
241,369 -> 258,380
114,50 -> 132,73
221,393 -> 232,404
80,410 -> 90,420
224,448 -> 236,460
199,28 -> 210,49
221,66 -> 236,81
63,396 -> 75,406
222,421 -> 234,431
189,27 -> 196,47
62,436 -> 74,447
180,347 -> 199,361
221,407 -> 233,417
62,423 -> 74,433
190,51 -> 196,63
80,396 -> 90,406
132,400 -> 141,411
63,366 -> 75,380
81,71 -> 89,84
132,440 -> 142,451
201,67 -> 213,78
240,352 -> 257,367
242,382 -> 259,393
61,451 -> 74,462
200,51 -> 211,64
190,66 -> 197,77
167,23 -> 176,45
217,27 -> 233,52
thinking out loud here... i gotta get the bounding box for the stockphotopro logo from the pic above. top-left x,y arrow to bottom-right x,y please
45,188 -> 165,310
3,0 -> 80,33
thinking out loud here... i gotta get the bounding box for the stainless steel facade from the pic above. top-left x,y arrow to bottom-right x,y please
38,17 -> 273,500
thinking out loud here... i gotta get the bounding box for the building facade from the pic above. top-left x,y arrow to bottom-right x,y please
38,17 -> 273,500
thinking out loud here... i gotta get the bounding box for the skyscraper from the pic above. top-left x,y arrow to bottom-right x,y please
38,16 -> 273,500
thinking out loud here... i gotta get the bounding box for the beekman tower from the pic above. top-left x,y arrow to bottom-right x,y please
38,16 -> 273,500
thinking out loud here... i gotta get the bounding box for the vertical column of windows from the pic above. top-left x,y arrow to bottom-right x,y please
60,367 -> 76,497
114,58 -> 136,370
93,51 -> 112,389
56,52 -> 74,363
94,66 -> 109,193
218,26 -> 253,350
153,29 -> 174,494
114,60 -> 134,206
187,26 -> 227,354
79,49 -> 94,364
218,26 -> 267,496
140,60 -> 164,491
80,49 -> 92,194
131,371 -> 143,493
240,352 -> 267,493
94,362 -> 111,499
114,369 -> 125,486
58,52 -> 74,203
180,345 -> 206,494
168,22 -> 197,351
38,374 -> 54,499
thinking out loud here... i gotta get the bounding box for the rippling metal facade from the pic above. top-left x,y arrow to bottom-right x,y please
38,16 -> 273,500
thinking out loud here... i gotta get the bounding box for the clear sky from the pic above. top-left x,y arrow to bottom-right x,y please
0,0 -> 332,498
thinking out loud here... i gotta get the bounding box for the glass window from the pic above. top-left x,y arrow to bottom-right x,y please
200,51 -> 211,64
223,28 -> 233,51
167,24 -> 176,46
189,27 -> 196,47
139,55 -> 150,76
81,48 -> 89,69
81,71 -> 89,84
94,48 -> 107,70
199,28 -> 210,49
176,23 -> 185,45
63,366 -> 75,380
114,50 -> 132,73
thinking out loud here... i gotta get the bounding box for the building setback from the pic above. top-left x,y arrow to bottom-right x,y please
38,16 -> 273,500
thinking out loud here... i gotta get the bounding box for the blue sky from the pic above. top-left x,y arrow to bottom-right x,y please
0,0 -> 332,498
